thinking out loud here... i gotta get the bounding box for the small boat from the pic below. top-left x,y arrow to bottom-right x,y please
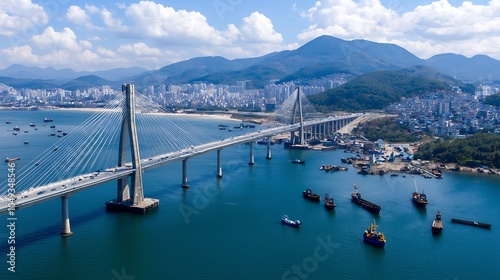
62,132 -> 68,136
13,126 -> 20,131
24,130 -> 28,133
53,147 -> 58,151
24,141 -> 29,144
292,159 -> 305,164
303,189 -> 320,202
12,133 -> 17,135
432,211 -> 443,233
5,121 -> 11,124
281,215 -> 301,228
217,124 -> 228,128
218,127 -> 226,130
363,219 -> 386,247
57,129 -> 62,132
412,178 -> 428,207
44,117 -> 53,122
351,184 -> 381,213
50,125 -> 55,128
390,173 -> 399,177
5,157 -> 21,162
324,193 -> 336,210
451,218 -> 491,229
29,123 -> 36,127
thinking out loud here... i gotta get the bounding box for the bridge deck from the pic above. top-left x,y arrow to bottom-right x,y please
0,114 -> 361,214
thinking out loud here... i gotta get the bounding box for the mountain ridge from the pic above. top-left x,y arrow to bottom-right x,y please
1,35 -> 499,90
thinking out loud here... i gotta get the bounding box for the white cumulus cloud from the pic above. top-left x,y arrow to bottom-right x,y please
30,27 -> 82,52
299,0 -> 500,59
0,0 -> 48,36
125,1 -> 226,44
240,12 -> 283,44
66,6 -> 92,28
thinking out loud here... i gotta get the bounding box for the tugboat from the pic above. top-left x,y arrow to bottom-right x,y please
281,215 -> 301,228
363,219 -> 386,247
412,178 -> 428,207
351,184 -> 381,213
432,211 -> 443,233
324,193 -> 336,210
303,189 -> 321,202
291,159 -> 305,164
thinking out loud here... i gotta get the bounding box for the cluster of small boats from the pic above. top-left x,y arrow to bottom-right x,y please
319,164 -> 348,171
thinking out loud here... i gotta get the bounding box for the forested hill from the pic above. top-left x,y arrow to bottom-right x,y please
414,133 -> 500,168
308,66 -> 456,111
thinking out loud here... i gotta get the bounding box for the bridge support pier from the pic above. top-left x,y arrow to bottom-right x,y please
182,158 -> 190,188
216,149 -> 223,178
61,194 -> 73,237
248,142 -> 255,165
266,138 -> 272,159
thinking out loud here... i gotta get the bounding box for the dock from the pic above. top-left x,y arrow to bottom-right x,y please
451,218 -> 491,229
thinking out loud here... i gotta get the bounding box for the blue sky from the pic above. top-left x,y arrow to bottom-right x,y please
0,0 -> 498,71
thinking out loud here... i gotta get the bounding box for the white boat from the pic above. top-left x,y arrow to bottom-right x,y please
281,215 -> 301,227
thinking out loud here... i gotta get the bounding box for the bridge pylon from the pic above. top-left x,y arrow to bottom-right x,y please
105,83 -> 159,214
289,87 -> 306,147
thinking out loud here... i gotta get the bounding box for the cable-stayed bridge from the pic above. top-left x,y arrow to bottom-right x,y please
0,84 -> 360,236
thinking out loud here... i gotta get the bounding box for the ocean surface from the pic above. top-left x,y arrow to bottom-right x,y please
1,109 -> 499,280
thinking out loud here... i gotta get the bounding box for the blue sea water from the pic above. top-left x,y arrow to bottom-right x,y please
0,110 -> 499,280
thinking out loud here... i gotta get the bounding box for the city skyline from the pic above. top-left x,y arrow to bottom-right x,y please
0,0 -> 498,71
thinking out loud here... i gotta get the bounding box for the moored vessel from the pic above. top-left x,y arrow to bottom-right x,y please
412,178 -> 428,207
324,193 -> 336,210
451,218 -> 491,229
291,159 -> 305,164
281,215 -> 301,228
44,117 -> 53,122
432,211 -> 443,233
303,189 -> 320,202
5,157 -> 21,162
363,219 -> 386,247
351,184 -> 381,213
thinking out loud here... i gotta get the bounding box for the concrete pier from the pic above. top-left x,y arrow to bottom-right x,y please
182,158 -> 189,188
105,198 -> 159,214
61,194 -> 73,237
266,138 -> 272,159
248,142 -> 255,165
216,149 -> 223,178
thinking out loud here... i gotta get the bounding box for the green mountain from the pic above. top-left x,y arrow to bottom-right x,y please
307,66 -> 456,111
189,36 -> 423,87
60,75 -> 116,91
0,76 -> 58,89
426,54 -> 500,82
